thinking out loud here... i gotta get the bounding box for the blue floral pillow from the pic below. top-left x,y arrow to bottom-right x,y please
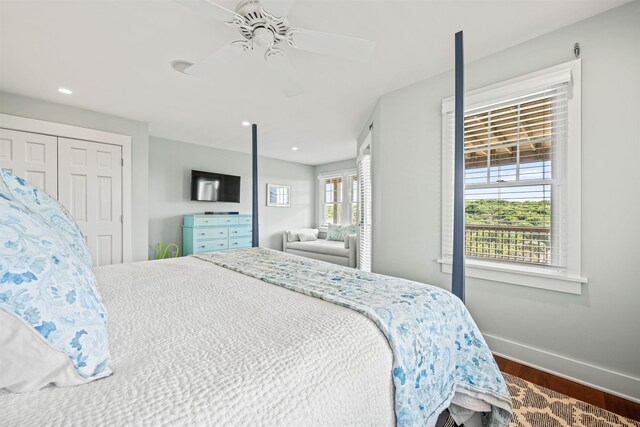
1,170 -> 92,268
326,224 -> 357,242
0,189 -> 111,391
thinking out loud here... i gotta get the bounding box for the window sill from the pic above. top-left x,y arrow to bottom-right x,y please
436,258 -> 587,294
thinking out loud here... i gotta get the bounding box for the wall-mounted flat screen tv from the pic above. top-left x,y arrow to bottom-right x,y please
190,170 -> 241,202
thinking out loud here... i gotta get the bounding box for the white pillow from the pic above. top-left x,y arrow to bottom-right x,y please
298,231 -> 318,242
0,186 -> 111,392
2,170 -> 92,268
287,228 -> 318,242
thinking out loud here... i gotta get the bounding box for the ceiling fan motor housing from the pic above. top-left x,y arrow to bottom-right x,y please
235,0 -> 289,48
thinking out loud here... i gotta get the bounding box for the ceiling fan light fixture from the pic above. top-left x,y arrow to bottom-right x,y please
291,146 -> 299,151
58,87 -> 72,95
253,27 -> 275,48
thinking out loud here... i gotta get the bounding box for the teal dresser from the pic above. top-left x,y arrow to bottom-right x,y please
183,214 -> 253,255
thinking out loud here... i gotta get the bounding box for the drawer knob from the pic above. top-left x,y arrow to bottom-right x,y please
200,233 -> 205,236
200,245 -> 205,249
233,231 -> 238,234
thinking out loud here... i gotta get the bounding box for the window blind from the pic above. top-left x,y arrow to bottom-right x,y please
350,175 -> 359,225
443,83 -> 569,268
358,147 -> 372,272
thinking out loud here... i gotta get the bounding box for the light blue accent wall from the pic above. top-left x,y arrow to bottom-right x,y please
149,137 -> 315,257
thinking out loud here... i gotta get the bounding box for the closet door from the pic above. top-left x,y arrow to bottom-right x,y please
58,138 -> 123,267
0,128 -> 58,196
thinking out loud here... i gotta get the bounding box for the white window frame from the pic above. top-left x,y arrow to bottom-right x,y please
438,59 -> 587,294
318,168 -> 357,229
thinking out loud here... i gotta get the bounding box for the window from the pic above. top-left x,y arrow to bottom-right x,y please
464,91 -> 562,266
318,169 -> 357,226
322,176 -> 342,225
440,60 -> 586,294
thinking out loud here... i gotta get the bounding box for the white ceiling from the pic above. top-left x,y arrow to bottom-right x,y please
0,0 -> 628,165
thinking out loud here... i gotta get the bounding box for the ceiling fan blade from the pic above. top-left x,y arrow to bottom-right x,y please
265,51 -> 303,97
288,29 -> 375,63
260,0 -> 295,18
185,42 -> 248,76
175,0 -> 240,23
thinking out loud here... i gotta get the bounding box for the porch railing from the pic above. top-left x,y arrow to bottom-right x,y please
465,224 -> 551,265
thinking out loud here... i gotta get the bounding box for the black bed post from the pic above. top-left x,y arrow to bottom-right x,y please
252,123 -> 259,247
452,31 -> 465,303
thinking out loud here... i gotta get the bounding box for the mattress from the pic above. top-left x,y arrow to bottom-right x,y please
0,256 -> 396,426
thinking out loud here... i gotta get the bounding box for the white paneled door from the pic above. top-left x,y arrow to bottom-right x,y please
58,138 -> 123,267
0,128 -> 58,196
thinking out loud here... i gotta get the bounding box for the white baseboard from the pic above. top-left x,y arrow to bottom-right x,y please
483,333 -> 640,404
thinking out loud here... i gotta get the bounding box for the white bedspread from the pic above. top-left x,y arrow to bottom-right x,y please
1,257 -> 395,426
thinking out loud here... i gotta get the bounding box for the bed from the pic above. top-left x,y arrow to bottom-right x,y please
1,248 -> 512,427
2,254 -> 396,425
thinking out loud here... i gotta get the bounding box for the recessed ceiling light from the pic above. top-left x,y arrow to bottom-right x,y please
241,121 -> 251,127
171,60 -> 194,74
58,88 -> 72,95
291,146 -> 299,151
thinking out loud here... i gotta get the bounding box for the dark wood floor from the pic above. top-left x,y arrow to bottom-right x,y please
494,355 -> 640,422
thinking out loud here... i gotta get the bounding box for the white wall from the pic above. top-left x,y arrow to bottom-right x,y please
0,91 -> 150,262
359,1 -> 640,400
315,159 -> 356,176
149,137 -> 315,257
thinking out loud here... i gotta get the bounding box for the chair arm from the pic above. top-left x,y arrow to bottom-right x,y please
347,234 -> 358,268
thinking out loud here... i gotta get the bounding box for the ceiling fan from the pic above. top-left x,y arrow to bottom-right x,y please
175,0 -> 376,97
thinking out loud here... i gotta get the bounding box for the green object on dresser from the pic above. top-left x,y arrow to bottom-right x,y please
183,214 -> 253,255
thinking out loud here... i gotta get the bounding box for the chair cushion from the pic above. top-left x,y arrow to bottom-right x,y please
0,187 -> 111,392
287,239 -> 349,258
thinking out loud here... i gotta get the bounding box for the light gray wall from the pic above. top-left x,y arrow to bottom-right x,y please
359,1 -> 640,399
313,158 -> 356,226
315,158 -> 356,176
0,91 -> 150,262
149,137 -> 315,257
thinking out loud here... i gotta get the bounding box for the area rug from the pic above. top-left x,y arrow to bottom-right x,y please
444,373 -> 639,426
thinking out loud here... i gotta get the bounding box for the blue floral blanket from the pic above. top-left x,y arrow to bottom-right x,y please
195,248 -> 512,426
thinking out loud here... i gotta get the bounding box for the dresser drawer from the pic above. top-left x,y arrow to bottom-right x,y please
192,216 -> 218,226
237,216 -> 252,225
228,226 -> 252,237
217,217 -> 239,226
194,239 -> 229,252
194,228 -> 228,240
229,237 -> 252,249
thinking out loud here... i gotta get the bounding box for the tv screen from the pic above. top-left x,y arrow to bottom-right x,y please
191,170 -> 241,202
